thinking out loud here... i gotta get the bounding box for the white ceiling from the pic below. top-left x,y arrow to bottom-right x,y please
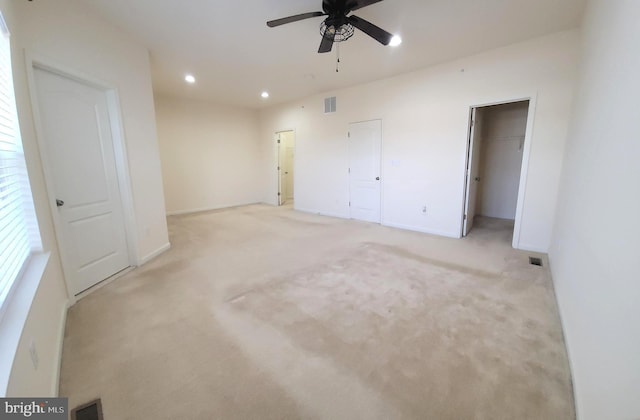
77,0 -> 585,109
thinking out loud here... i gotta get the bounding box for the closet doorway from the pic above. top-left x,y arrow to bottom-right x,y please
462,100 -> 531,244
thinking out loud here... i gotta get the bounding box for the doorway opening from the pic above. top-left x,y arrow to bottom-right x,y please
462,100 -> 531,246
277,131 -> 295,206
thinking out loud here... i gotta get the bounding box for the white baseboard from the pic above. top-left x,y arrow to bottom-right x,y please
514,242 -> 548,254
139,243 -> 171,265
294,209 -> 460,239
166,202 -> 261,216
52,302 -> 68,397
295,207 -> 349,220
381,221 -> 460,239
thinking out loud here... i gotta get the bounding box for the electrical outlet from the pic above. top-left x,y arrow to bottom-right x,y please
29,340 -> 39,370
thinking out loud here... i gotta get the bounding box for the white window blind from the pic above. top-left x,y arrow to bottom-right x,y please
0,14 -> 41,312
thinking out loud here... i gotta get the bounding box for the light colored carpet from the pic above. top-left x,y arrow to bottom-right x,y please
58,205 -> 575,419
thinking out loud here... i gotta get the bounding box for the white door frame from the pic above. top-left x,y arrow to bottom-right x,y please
25,52 -> 139,301
461,94 -> 537,249
274,129 -> 295,206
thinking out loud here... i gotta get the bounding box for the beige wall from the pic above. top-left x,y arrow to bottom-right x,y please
1,0 -> 168,396
155,95 -> 262,214
550,1 -> 640,418
259,30 -> 579,252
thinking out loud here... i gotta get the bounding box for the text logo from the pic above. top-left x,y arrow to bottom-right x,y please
0,399 -> 67,420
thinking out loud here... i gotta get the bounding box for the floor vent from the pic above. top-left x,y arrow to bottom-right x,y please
529,257 -> 543,267
71,399 -> 103,420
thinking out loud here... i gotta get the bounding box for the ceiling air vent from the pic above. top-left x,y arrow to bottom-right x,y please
324,96 -> 336,114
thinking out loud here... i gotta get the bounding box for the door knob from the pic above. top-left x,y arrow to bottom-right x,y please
56,199 -> 64,207
376,177 -> 380,180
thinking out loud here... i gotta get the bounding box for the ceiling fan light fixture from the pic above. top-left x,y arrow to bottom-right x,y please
389,35 -> 402,47
319,21 -> 354,43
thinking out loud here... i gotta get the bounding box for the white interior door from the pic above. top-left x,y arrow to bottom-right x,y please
348,120 -> 382,223
277,133 -> 286,205
277,131 -> 295,205
33,67 -> 130,295
285,146 -> 294,200
463,108 -> 483,236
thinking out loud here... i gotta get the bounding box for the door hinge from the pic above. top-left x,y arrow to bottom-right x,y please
277,139 -> 281,143
348,168 -> 350,174
277,166 -> 280,170
471,119 -> 475,127
278,192 -> 281,196
463,214 -> 467,220
348,132 -> 350,138
349,201 -> 351,206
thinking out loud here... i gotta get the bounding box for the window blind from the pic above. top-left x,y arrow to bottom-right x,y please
0,14 -> 41,312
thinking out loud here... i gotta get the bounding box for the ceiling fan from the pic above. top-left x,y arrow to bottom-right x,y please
266,0 -> 394,53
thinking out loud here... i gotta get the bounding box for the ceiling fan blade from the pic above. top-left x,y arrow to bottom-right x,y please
347,15 -> 393,45
318,33 -> 335,53
346,0 -> 383,12
267,11 -> 325,28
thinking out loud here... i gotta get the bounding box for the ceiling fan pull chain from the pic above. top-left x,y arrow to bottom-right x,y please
336,43 -> 340,73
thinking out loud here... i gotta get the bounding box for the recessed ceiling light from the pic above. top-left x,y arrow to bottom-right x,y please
185,74 -> 196,84
389,35 -> 402,47
261,91 -> 269,99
